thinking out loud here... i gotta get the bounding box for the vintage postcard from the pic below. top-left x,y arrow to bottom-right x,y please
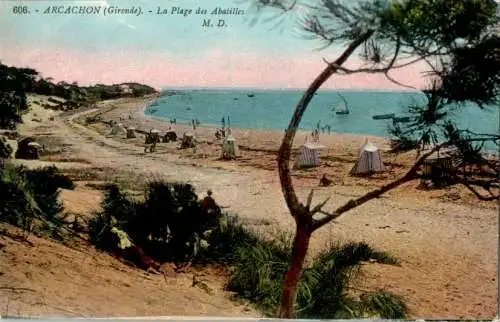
0,0 -> 498,320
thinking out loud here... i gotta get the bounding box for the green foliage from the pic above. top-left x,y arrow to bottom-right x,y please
88,181 -> 221,263
0,136 -> 13,158
23,166 -> 75,219
227,233 -> 292,312
358,290 -> 408,318
0,62 -> 30,129
0,163 -> 74,235
381,0 -> 498,46
227,233 -> 406,318
0,62 -> 158,116
0,163 -> 40,231
197,214 -> 261,264
442,35 -> 500,106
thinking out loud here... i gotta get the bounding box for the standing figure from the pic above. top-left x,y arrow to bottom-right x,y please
202,190 -> 221,216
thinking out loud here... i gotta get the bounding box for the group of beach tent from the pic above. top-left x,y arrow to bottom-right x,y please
109,121 -> 385,172
108,121 -> 241,159
294,137 -> 386,175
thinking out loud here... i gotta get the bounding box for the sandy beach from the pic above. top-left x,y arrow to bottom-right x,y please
2,94 -> 498,319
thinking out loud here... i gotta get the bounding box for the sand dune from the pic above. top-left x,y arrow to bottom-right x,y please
1,95 -> 497,319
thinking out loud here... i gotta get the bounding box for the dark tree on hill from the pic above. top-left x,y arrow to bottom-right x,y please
250,0 -> 499,318
0,62 -> 32,129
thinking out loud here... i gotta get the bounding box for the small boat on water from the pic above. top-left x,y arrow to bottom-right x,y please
392,116 -> 412,123
334,93 -> 350,115
247,93 -> 255,98
335,101 -> 350,115
372,113 -> 395,120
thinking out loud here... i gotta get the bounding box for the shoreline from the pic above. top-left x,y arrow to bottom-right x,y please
127,95 -> 393,151
12,93 -> 498,319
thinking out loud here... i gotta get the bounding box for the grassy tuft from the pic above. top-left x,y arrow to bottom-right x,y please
226,233 -> 406,318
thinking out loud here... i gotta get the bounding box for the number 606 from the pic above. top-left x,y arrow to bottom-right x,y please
12,5 -> 29,14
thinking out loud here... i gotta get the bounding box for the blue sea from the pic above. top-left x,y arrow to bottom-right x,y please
145,89 -> 499,151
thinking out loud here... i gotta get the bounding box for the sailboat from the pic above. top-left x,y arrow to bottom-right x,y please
335,100 -> 350,115
334,93 -> 350,115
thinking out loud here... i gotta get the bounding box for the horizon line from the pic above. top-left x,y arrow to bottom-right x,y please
160,86 -> 421,92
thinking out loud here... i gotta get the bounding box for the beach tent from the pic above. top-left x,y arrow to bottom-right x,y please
421,147 -> 455,179
145,129 -> 161,144
126,127 -> 136,139
221,134 -> 240,159
150,128 -> 160,140
350,140 -> 386,175
163,130 -> 177,143
180,130 -> 196,149
110,123 -> 126,136
295,141 -> 324,168
15,137 -> 42,160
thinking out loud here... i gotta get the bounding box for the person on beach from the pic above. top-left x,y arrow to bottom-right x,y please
202,189 -> 221,216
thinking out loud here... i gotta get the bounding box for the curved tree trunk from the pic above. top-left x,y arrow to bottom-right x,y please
277,31 -> 373,318
278,224 -> 311,318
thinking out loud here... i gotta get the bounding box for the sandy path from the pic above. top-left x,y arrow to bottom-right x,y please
15,101 -> 498,319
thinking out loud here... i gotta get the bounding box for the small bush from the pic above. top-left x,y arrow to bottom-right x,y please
24,166 -> 75,219
88,184 -> 138,252
0,163 -> 74,236
227,234 -> 291,313
226,236 -> 406,318
89,181 -> 222,263
197,214 -> 261,264
0,164 -> 40,231
358,291 -> 408,319
0,136 -> 13,158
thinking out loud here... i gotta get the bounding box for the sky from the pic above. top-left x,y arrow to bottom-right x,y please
0,0 -> 429,90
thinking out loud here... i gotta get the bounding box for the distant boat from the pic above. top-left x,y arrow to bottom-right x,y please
247,93 -> 255,98
335,101 -> 350,115
372,113 -> 395,120
334,92 -> 350,115
392,116 -> 412,123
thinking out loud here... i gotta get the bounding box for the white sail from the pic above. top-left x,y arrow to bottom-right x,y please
335,101 -> 349,114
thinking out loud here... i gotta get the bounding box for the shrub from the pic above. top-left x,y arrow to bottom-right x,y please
0,136 -> 13,158
227,233 -> 292,313
88,183 -> 138,252
0,163 -> 74,236
227,236 -> 407,318
89,181 -> 222,263
299,241 -> 402,319
23,166 -> 75,219
0,164 -> 40,231
196,214 -> 261,264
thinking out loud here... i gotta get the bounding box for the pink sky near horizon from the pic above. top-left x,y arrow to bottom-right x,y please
0,46 -> 429,90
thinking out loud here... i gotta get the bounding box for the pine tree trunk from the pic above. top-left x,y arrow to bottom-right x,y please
279,225 -> 311,318
275,31 -> 374,319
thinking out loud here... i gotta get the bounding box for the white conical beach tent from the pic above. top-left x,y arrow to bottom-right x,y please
221,134 -> 240,159
110,123 -> 126,136
295,140 -> 324,168
350,140 -> 386,175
